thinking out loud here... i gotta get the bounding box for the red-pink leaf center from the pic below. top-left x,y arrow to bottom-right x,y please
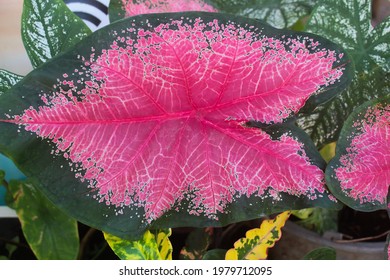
13,17 -> 343,222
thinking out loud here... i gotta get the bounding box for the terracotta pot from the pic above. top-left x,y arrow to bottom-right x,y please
269,221 -> 386,260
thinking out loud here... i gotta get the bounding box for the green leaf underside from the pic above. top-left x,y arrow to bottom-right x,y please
297,0 -> 390,147
180,227 -> 213,260
104,229 -> 172,260
303,247 -> 336,260
325,96 -> 390,211
22,0 -> 91,68
0,12 -> 348,239
8,179 -> 79,260
0,70 -> 23,96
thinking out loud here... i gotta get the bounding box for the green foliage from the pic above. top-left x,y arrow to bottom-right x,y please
7,179 -> 79,259
303,247 -> 336,260
208,0 -> 316,29
0,70 -> 23,95
180,227 -> 213,260
104,229 -> 173,260
202,249 -> 227,260
22,0 -> 91,68
294,208 -> 338,234
297,0 -> 390,147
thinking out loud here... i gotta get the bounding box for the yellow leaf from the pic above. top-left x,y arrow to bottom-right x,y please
225,211 -> 291,260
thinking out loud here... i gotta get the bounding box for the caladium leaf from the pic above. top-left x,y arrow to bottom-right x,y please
22,0 -> 92,68
207,0 -> 316,29
0,12 -> 350,239
225,211 -> 290,260
296,0 -> 390,147
104,229 -> 172,260
0,70 -> 23,95
326,96 -> 390,211
109,0 -> 217,22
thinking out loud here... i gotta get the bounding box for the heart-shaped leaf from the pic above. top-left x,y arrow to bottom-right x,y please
22,0 -> 92,68
0,12 -> 350,239
297,0 -> 390,147
0,70 -> 23,95
326,96 -> 390,211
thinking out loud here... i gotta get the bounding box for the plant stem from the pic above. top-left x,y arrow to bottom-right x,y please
77,227 -> 97,260
2,179 -> 9,190
334,229 -> 390,243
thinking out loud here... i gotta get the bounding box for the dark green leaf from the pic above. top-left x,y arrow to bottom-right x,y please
0,70 -> 23,95
22,0 -> 92,68
180,227 -> 213,260
303,247 -> 336,260
297,0 -> 390,147
202,249 -> 227,260
8,179 -> 79,259
208,0 -> 316,29
325,96 -> 389,211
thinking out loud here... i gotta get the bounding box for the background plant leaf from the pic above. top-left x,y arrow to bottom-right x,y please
303,247 -> 336,260
207,0 -> 316,29
7,179 -> 79,259
179,227 -> 213,260
225,211 -> 290,260
0,70 -> 23,95
104,229 -> 172,260
296,0 -> 390,147
202,249 -> 227,260
22,0 -> 92,68
326,96 -> 390,211
108,0 -> 126,23
109,0 -> 217,21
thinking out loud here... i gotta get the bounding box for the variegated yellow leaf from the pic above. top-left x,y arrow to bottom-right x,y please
104,229 -> 172,260
225,211 -> 291,260
152,229 -> 173,260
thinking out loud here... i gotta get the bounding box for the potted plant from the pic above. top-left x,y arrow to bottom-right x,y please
0,0 -> 388,260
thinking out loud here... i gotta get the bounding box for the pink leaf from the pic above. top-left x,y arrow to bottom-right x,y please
122,0 -> 217,17
11,17 -> 344,222
335,104 -> 390,204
